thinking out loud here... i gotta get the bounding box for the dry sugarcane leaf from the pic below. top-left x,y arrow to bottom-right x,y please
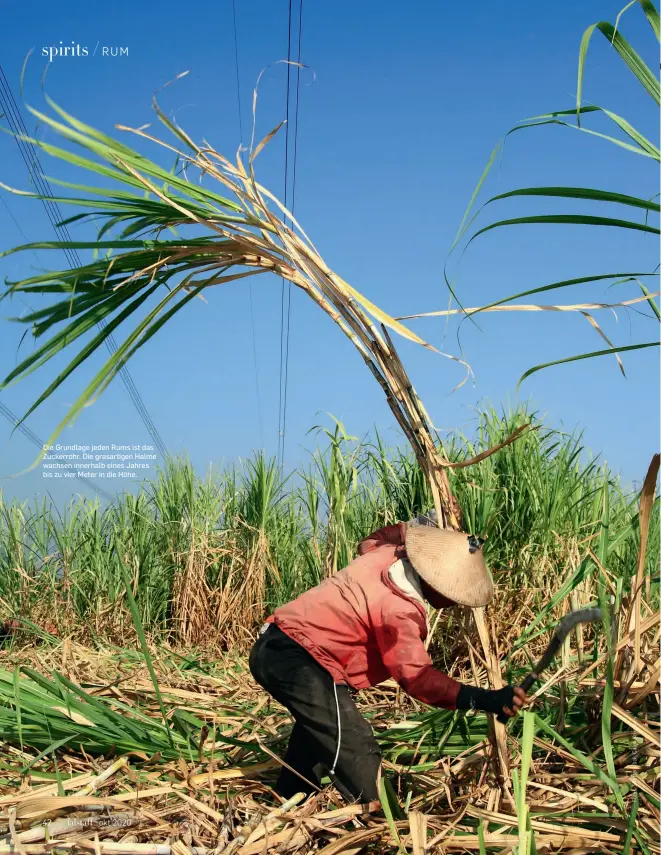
408,810 -> 428,855
611,702 -> 661,746
189,761 -> 278,786
633,454 -> 661,672
15,795 -> 135,820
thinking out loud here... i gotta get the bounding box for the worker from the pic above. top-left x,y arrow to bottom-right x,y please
249,520 -> 527,811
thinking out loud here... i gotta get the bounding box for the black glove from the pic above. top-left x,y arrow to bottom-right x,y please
456,684 -> 516,716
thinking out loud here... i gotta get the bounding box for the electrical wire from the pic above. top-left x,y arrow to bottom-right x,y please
0,399 -> 114,503
277,0 -> 303,468
0,66 -> 168,461
280,0 -> 303,469
231,0 -> 264,447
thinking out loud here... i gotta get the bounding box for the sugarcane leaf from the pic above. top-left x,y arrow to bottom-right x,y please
637,280 -> 661,319
534,715 -> 623,799
19,734 -> 77,776
488,186 -> 660,213
1,281 -> 161,399
633,823 -> 654,855
117,557 -> 176,752
463,273 -> 653,317
600,22 -> 660,104
517,342 -> 660,388
579,311 -> 626,376
49,669 -> 171,737
451,141 -> 503,251
332,274 -> 440,353
622,792 -> 640,853
596,482 -> 625,812
13,667 -> 23,754
470,214 -> 660,244
252,121 -> 287,162
20,108 -> 246,213
379,776 -> 406,852
17,668 -> 132,739
477,820 -> 487,855
519,110 -> 659,159
6,281 -> 193,463
577,23 -> 599,126
637,0 -> 660,39
44,94 -> 150,159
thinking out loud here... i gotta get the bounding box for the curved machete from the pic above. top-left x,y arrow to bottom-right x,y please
496,606 -> 603,723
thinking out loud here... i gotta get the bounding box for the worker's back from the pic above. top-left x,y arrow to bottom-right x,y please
268,538 -> 427,689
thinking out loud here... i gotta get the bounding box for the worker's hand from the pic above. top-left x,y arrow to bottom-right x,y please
501,686 -> 528,718
456,684 -> 529,717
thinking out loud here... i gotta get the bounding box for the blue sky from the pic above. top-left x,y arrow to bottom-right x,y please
0,0 -> 659,507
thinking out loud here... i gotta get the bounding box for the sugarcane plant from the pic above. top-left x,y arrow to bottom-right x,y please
0,2 -> 658,798
0,85 -> 476,529
0,76 -> 522,780
409,0 -> 660,381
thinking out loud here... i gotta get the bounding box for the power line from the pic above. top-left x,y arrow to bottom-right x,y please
0,67 -> 167,457
231,0 -> 264,447
280,0 -> 303,470
0,399 -> 114,503
0,66 -> 168,461
277,0 -> 294,469
0,71 -> 166,458
231,0 -> 244,144
277,0 -> 303,469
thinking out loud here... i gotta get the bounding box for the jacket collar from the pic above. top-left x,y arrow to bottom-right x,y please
387,558 -> 426,607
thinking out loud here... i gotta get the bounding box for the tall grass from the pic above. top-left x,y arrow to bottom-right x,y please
0,404 -> 657,652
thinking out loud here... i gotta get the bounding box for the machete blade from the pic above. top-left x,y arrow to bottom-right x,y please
496,606 -> 604,723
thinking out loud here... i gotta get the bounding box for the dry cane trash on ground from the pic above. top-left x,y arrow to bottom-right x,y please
0,630 -> 658,855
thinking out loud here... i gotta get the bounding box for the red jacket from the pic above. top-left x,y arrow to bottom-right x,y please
268,523 -> 461,708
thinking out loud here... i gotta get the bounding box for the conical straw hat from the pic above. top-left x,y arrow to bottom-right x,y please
405,526 -> 493,607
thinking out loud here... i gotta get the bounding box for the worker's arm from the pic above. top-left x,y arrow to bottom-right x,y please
374,606 -> 461,708
375,608 -> 523,716
358,522 -> 407,556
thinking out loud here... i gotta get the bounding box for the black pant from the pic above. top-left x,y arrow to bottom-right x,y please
249,624 -> 381,803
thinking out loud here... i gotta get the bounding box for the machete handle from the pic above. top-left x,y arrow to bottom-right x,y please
520,673 -> 537,693
495,674 -> 537,724
494,607 -> 603,725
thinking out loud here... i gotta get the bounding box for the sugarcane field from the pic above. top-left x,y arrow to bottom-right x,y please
0,1 -> 659,854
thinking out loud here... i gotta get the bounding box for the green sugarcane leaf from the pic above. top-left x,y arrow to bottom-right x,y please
623,792 -> 640,854
379,776 -> 406,853
517,342 -> 660,388
578,16 -> 659,126
23,105 -> 245,214
19,734 -> 77,776
577,23 -> 598,126
49,670 -> 173,739
9,277 -> 206,462
596,481 -> 625,813
633,824 -> 654,855
1,282 -> 162,413
599,22 -> 660,104
487,186 -> 660,212
117,558 -> 176,752
518,110 -> 659,159
477,820 -> 487,855
13,667 -> 23,753
534,715 -> 623,800
638,281 -> 661,320
638,0 -> 660,39
470,214 -> 660,243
